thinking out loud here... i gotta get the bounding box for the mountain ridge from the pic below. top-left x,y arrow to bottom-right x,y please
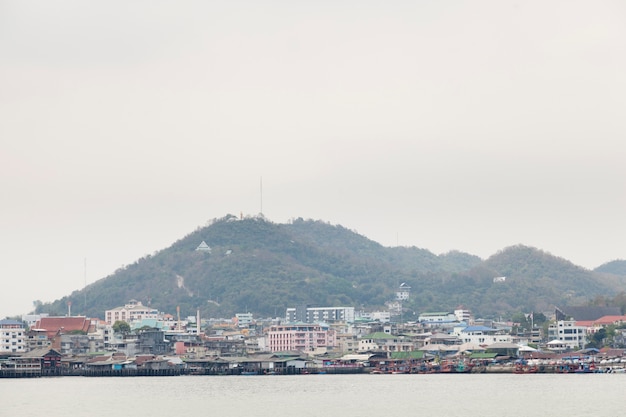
35,215 -> 626,320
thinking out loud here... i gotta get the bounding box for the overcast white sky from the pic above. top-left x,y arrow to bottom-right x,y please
1,1 -> 625,318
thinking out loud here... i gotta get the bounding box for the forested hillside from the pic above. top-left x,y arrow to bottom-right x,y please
35,215 -> 625,320
595,260 -> 626,276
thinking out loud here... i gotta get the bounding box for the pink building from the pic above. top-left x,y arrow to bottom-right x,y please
267,323 -> 336,353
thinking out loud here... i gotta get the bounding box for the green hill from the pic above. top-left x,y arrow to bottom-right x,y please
35,216 -> 624,320
595,260 -> 626,276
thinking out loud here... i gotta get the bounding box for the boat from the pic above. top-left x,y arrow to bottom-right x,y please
604,366 -> 626,373
514,363 -> 538,374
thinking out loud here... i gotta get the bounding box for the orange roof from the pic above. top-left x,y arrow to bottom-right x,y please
577,315 -> 626,328
594,315 -> 626,325
34,316 -> 94,339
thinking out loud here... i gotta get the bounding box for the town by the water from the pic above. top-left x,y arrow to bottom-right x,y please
2,285 -> 626,377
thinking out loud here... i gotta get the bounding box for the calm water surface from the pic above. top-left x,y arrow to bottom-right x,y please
2,373 -> 624,417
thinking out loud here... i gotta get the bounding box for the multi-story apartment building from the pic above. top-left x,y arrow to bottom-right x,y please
285,306 -> 355,324
0,319 -> 26,354
336,332 -> 359,353
26,328 -> 50,351
358,332 -> 415,353
548,320 -> 588,350
59,334 -> 91,355
454,306 -> 472,323
235,313 -> 254,328
266,323 -> 336,353
105,300 -> 159,325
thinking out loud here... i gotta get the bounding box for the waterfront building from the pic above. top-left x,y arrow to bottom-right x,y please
454,325 -> 513,346
26,328 -> 50,351
358,332 -> 414,353
12,348 -> 63,376
59,333 -> 91,355
423,332 -> 461,347
336,332 -> 359,353
32,316 -> 95,351
266,323 -> 336,353
137,329 -> 172,355
0,319 -> 27,354
548,320 -> 588,350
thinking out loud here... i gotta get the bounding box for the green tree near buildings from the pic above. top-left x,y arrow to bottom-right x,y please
112,320 -> 131,334
587,328 -> 607,349
511,311 -> 546,333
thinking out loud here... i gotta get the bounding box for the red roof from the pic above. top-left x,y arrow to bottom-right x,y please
34,316 -> 94,339
599,348 -> 625,357
576,315 -> 626,328
594,315 -> 626,325
134,355 -> 157,366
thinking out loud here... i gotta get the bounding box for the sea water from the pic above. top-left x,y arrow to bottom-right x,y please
1,373 -> 623,417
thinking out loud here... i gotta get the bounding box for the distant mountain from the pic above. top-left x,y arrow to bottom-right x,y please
477,245 -> 620,313
595,260 -> 626,276
36,216 -> 625,320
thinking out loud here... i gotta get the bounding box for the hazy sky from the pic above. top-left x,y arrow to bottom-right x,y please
2,1 -> 625,318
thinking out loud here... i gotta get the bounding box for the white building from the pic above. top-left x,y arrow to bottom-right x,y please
418,312 -> 458,325
396,283 -> 411,301
454,307 -> 472,323
235,313 -> 254,328
195,241 -> 211,252
358,332 -> 414,353
0,319 -> 27,354
548,320 -> 588,350
358,311 -> 391,323
453,325 -> 512,345
105,300 -> 159,325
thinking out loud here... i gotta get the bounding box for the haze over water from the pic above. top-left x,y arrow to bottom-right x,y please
3,374 -> 624,416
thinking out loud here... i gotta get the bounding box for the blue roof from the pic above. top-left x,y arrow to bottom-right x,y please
0,319 -> 23,325
131,319 -> 164,330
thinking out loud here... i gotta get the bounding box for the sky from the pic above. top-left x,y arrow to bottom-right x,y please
1,1 -> 625,318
